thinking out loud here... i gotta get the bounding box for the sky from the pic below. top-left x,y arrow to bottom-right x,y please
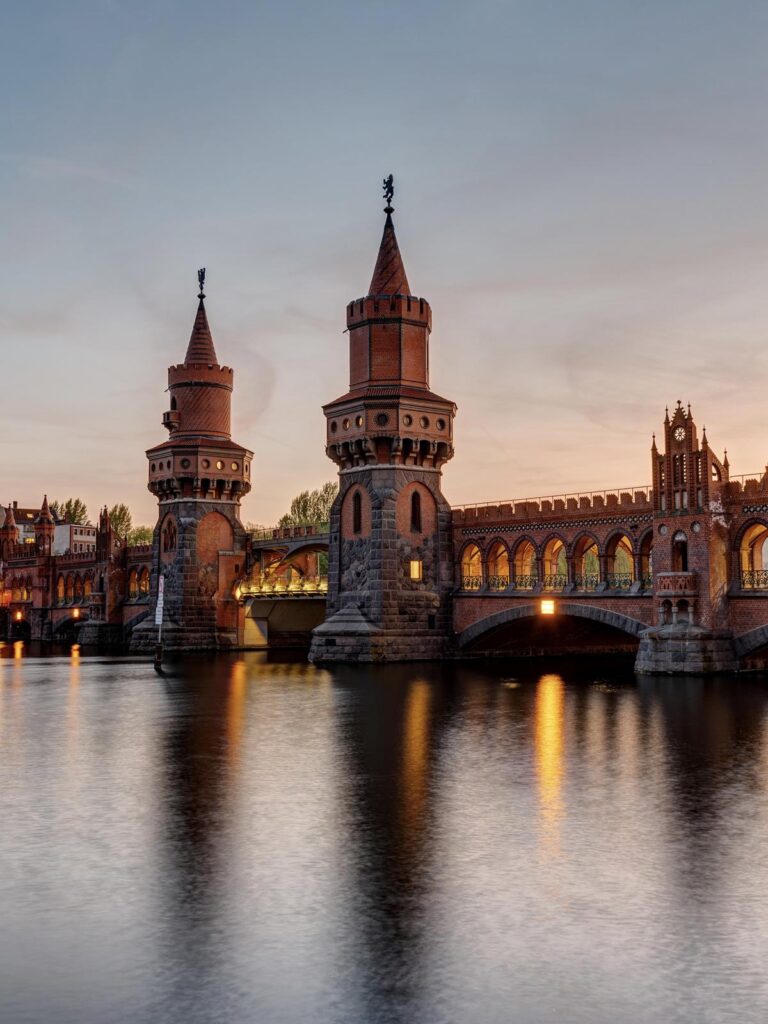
3,0 -> 768,527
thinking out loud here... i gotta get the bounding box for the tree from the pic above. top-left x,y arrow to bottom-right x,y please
50,498 -> 89,525
108,503 -> 132,539
278,482 -> 338,527
128,525 -> 153,545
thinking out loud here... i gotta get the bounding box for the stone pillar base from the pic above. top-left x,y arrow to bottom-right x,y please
309,604 -> 449,664
635,624 -> 737,675
76,621 -> 124,646
128,621 -> 237,653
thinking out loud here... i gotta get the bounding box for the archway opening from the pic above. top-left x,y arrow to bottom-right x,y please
573,536 -> 599,591
513,540 -> 537,590
606,534 -> 634,589
739,523 -> 768,589
461,544 -> 482,590
542,538 -> 566,591
487,542 -> 509,591
463,611 -> 640,657
673,532 -> 688,572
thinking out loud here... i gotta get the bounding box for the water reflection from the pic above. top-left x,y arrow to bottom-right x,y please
534,673 -> 565,854
1,655 -> 768,1024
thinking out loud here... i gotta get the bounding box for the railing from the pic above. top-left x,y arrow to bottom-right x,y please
250,523 -> 330,542
239,576 -> 329,597
641,574 -> 653,589
487,575 -> 509,591
741,570 -> 768,590
461,575 -> 483,591
513,575 -> 538,590
542,574 -> 567,591
605,573 -> 633,590
656,571 -> 698,595
573,573 -> 600,591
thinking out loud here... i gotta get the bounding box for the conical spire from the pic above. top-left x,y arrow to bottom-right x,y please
184,268 -> 218,365
4,503 -> 17,529
36,494 -> 54,525
368,177 -> 411,297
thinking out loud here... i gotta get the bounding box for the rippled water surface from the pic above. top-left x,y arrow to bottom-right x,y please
2,645 -> 768,1024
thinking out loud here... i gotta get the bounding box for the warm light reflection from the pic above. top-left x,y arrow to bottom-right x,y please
68,644 -> 81,752
73,608 -> 80,619
227,659 -> 247,771
534,673 -> 565,855
401,679 -> 431,837
13,640 -> 24,660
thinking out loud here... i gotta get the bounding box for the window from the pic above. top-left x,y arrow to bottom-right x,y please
410,491 -> 422,532
409,560 -> 423,581
352,491 -> 362,534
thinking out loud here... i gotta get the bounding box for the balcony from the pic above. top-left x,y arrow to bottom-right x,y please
655,571 -> 697,596
487,575 -> 509,591
605,573 -> 633,591
542,574 -> 567,591
741,570 -> 768,590
162,409 -> 180,432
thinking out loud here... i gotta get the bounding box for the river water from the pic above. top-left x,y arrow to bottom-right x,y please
1,645 -> 767,1024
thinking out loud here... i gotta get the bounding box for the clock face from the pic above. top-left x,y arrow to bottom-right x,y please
674,427 -> 685,442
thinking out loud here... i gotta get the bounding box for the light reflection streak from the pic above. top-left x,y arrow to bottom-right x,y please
534,673 -> 565,855
401,679 -> 431,837
227,659 -> 247,772
67,644 -> 81,756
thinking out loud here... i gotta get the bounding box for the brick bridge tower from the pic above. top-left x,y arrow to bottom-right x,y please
636,400 -> 737,672
310,182 -> 456,662
130,271 -> 253,651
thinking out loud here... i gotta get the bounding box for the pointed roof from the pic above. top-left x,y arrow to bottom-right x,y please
368,212 -> 411,297
184,298 -> 218,365
4,503 -> 17,529
36,494 -> 54,526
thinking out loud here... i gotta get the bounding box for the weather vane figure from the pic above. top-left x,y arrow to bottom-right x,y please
197,267 -> 206,300
383,174 -> 394,213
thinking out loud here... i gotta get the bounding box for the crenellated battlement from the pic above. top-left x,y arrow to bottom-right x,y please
346,294 -> 431,328
452,487 -> 653,525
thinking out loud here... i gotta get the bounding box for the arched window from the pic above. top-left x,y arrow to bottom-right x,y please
162,519 -> 177,552
607,534 -> 634,589
352,491 -> 362,535
84,575 -> 92,598
739,523 -> 768,589
74,575 -> 84,603
486,542 -> 509,591
65,575 -> 75,602
513,540 -> 537,589
57,575 -> 65,604
673,531 -> 688,572
542,538 -> 566,590
138,567 -> 150,598
461,544 -> 482,589
410,491 -> 422,533
660,599 -> 672,626
128,569 -> 139,600
573,535 -> 600,590
171,396 -> 177,411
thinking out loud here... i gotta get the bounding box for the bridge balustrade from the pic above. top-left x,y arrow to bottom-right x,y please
542,574 -> 567,591
741,570 -> 768,590
573,573 -> 600,591
605,573 -> 633,590
512,574 -> 537,590
461,575 -> 482,591
487,575 -> 509,591
239,575 -> 329,598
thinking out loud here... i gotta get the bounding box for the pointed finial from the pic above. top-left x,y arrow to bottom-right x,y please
197,267 -> 206,300
687,402 -> 691,417
382,174 -> 394,214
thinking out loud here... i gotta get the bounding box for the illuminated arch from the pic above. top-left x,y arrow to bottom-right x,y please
512,538 -> 538,590
486,540 -> 510,591
457,602 -> 647,649
605,532 -> 634,589
541,535 -> 567,590
460,542 -> 482,590
571,532 -> 600,591
738,521 -> 768,589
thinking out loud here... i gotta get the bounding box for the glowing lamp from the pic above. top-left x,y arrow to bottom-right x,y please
73,608 -> 80,619
15,611 -> 22,621
540,599 -> 556,616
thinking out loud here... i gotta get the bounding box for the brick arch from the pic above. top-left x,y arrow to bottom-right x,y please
568,530 -> 602,557
483,536 -> 511,569
734,626 -> 768,658
732,516 -> 768,552
509,535 -> 541,559
604,528 -> 636,555
341,483 -> 372,538
457,602 -> 647,649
